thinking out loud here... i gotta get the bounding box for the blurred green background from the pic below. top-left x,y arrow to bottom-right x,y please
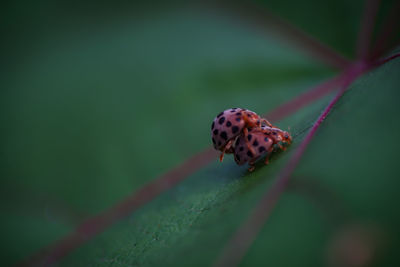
1,0 -> 400,266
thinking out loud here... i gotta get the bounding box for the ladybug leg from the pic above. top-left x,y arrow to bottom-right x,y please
271,142 -> 284,151
277,141 -> 289,151
248,157 -> 258,172
260,118 -> 273,127
219,150 -> 226,162
278,143 -> 286,151
243,128 -> 257,155
264,154 -> 270,165
264,147 -> 274,165
219,139 -> 234,162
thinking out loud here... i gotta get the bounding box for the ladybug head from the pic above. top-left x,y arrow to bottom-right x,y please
281,131 -> 292,144
271,128 -> 292,145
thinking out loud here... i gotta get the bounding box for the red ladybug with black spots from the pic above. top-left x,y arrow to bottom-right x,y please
211,108 -> 273,161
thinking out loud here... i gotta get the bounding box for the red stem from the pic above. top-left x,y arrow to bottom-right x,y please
356,0 -> 381,60
372,52 -> 400,67
264,74 -> 347,122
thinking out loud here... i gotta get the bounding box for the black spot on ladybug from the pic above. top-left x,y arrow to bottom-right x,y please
264,132 -> 270,135
239,146 -> 244,151
226,121 -> 232,127
272,132 -> 277,135
236,118 -> 241,122
220,131 -> 228,140
259,146 -> 265,152
246,113 -> 252,117
213,129 -> 219,135
235,154 -> 240,162
247,151 -> 253,157
232,126 -> 239,134
217,112 -> 224,118
230,109 -> 236,112
253,140 -> 259,146
247,134 -> 252,141
236,112 -> 241,116
264,137 -> 269,142
212,138 -> 216,144
211,121 -> 215,130
219,117 -> 225,125
235,138 -> 240,146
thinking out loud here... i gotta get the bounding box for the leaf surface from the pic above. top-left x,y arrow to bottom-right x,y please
1,1 -> 399,266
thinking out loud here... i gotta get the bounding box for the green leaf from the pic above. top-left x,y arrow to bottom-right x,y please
1,1 -> 399,266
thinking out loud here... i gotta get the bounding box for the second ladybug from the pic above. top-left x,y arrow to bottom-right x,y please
234,126 -> 292,171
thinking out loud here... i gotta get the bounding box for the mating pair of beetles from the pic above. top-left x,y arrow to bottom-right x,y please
211,108 -> 292,171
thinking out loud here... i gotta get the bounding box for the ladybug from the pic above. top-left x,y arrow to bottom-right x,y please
233,126 -> 292,172
211,108 -> 273,161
